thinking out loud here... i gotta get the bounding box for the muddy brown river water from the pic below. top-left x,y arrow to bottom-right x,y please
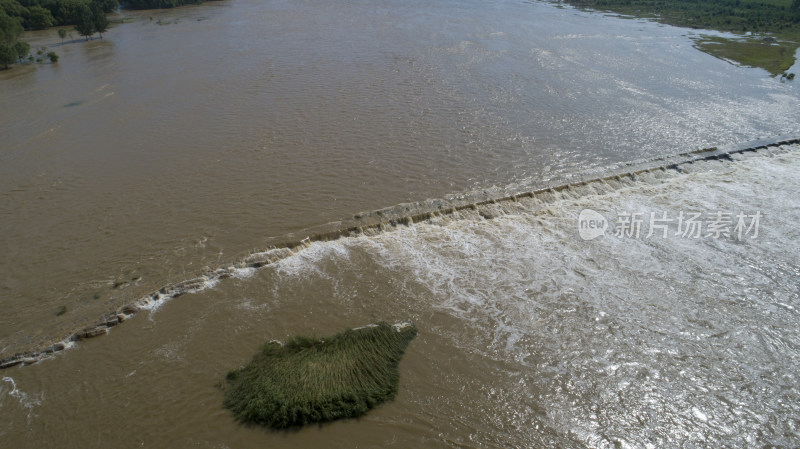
1,0 -> 800,447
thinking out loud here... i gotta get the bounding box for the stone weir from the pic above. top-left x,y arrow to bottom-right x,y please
1,135 -> 799,370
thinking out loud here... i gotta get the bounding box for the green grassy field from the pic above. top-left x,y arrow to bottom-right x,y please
560,0 -> 800,75
692,35 -> 798,75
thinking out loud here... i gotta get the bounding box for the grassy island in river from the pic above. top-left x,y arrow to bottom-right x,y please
224,322 -> 418,429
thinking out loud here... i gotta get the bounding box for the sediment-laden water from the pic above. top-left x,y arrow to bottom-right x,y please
2,0 -> 800,446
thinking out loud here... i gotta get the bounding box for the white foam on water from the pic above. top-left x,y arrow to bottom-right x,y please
234,297 -> 269,312
273,240 -> 352,279
138,276 -> 220,315
139,292 -> 173,315
2,376 -> 42,421
230,267 -> 257,279
347,146 -> 800,447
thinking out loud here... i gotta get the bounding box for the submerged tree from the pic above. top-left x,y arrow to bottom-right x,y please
91,0 -> 109,39
0,10 -> 23,69
72,3 -> 95,41
58,28 -> 67,44
0,43 -> 15,69
13,40 -> 29,62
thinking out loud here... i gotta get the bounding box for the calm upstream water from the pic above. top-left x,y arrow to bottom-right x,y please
2,0 -> 800,446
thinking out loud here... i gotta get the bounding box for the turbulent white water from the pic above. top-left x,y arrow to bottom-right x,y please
255,145 -> 800,447
3,0 -> 800,363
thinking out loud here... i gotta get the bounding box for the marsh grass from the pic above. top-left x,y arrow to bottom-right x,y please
224,322 -> 417,429
693,35 -> 799,76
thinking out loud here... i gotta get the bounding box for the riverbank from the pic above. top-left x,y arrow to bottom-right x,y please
558,0 -> 800,75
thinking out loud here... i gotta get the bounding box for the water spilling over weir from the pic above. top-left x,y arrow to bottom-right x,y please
1,137 -> 798,447
2,136 -> 797,369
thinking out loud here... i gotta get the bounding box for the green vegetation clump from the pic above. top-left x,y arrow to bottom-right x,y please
125,0 -> 207,9
13,40 -> 29,60
224,322 -> 417,429
0,10 -> 23,69
1,0 -> 116,69
0,0 -> 117,32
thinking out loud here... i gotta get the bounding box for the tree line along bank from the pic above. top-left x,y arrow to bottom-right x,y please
1,0 -> 216,69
